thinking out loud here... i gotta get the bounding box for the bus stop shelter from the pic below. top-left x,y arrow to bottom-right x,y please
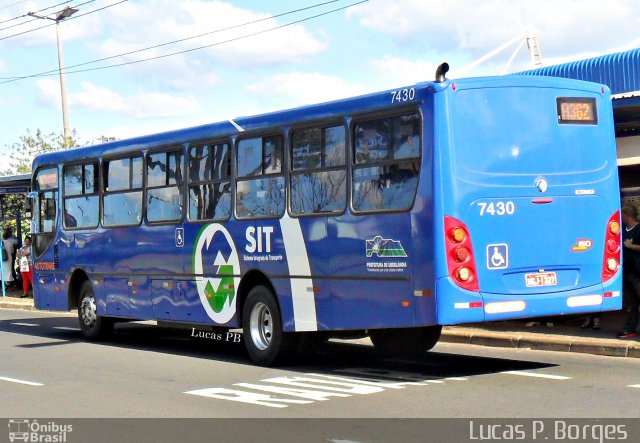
0,173 -> 31,296
0,173 -> 30,225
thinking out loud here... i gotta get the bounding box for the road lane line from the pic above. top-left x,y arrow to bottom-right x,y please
502,371 -> 571,380
10,322 -> 39,327
628,384 -> 640,388
53,327 -> 81,331
0,376 -> 43,386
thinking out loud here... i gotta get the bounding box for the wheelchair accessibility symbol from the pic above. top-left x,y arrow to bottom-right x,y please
175,228 -> 184,248
486,243 -> 508,270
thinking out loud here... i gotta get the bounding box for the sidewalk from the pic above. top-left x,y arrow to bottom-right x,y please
441,310 -> 640,358
2,292 -> 639,358
1,290 -> 37,311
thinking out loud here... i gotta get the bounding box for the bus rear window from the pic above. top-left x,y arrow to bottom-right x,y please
451,88 -> 607,178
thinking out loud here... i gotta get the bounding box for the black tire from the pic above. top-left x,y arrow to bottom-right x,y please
78,280 -> 113,340
242,285 -> 295,366
370,326 -> 442,360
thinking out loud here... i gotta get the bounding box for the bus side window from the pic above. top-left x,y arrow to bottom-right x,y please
290,125 -> 346,215
352,113 -> 421,212
236,135 -> 285,219
188,142 -> 231,221
146,150 -> 184,224
63,163 -> 99,229
103,156 -> 143,227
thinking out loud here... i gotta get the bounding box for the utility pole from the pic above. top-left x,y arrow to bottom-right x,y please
28,6 -> 79,147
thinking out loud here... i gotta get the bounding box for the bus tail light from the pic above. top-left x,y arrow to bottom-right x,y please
602,210 -> 621,283
444,216 -> 479,292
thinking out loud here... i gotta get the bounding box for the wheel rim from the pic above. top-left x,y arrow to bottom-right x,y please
249,301 -> 272,351
80,294 -> 97,328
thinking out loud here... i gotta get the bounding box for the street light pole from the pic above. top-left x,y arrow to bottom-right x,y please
54,19 -> 72,145
28,7 -> 79,147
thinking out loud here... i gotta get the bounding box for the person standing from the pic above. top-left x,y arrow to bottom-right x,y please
6,227 -> 18,285
619,203 -> 640,339
16,235 -> 33,298
2,228 -> 17,290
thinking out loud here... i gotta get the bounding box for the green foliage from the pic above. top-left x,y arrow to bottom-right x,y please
0,129 -> 117,232
1,128 -> 80,177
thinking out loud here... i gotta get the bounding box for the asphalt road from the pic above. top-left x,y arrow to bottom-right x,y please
1,308 -> 639,441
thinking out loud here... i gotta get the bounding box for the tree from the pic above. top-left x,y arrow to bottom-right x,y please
1,129 -> 79,176
0,129 -> 116,235
1,129 -> 118,176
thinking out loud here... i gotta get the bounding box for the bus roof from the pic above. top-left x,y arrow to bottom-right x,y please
32,74 -> 607,168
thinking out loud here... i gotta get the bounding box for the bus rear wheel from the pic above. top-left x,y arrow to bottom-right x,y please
242,285 -> 294,366
78,280 -> 113,340
370,326 -> 442,360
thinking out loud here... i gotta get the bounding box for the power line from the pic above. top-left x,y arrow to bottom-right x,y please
0,1 -> 78,27
6,0 -> 343,77
0,14 -> 37,29
0,0 -> 119,40
1,0 -> 366,84
0,0 -> 28,11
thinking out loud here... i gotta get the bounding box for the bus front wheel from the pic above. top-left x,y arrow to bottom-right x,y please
242,285 -> 294,366
78,281 -> 113,340
370,326 -> 442,360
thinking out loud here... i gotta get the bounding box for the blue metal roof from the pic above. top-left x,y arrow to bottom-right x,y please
516,48 -> 640,95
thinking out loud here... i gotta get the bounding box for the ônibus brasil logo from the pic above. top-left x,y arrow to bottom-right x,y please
193,224 -> 241,324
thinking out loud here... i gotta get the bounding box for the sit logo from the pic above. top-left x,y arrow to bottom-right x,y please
193,224 -> 241,324
245,226 -> 274,253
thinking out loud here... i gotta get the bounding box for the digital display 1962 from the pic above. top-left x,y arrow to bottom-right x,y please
557,97 -> 597,125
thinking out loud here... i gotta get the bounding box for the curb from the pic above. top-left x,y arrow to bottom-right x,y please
441,327 -> 640,358
0,299 -> 37,311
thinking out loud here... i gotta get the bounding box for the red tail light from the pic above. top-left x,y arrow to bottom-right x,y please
602,210 -> 621,282
444,216 -> 479,292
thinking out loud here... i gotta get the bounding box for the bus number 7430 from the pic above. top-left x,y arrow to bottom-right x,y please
391,88 -> 416,103
478,201 -> 515,216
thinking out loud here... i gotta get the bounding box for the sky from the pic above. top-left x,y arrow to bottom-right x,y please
1,0 -> 639,158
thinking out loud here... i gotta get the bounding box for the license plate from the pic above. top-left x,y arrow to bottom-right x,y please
525,272 -> 557,287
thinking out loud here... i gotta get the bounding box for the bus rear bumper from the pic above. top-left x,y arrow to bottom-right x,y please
436,276 -> 622,325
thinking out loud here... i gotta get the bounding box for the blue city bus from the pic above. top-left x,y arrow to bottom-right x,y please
29,65 -> 622,365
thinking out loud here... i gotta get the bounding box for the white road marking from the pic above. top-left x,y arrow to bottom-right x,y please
0,376 -> 43,386
628,384 -> 640,388
10,322 -> 39,327
53,327 -> 81,331
502,370 -> 571,380
185,370 -> 462,408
